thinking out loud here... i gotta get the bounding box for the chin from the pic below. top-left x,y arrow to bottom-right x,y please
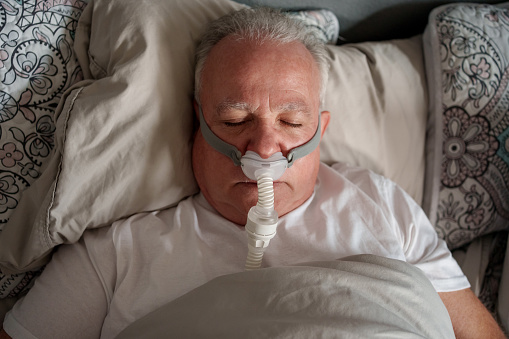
275,188 -> 312,217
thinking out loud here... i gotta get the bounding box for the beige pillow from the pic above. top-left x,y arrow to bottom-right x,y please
321,36 -> 428,205
0,0 -> 247,272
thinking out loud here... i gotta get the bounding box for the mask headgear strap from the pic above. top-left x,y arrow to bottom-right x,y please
286,118 -> 321,167
198,106 -> 321,167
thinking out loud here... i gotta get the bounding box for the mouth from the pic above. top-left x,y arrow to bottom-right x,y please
235,180 -> 283,187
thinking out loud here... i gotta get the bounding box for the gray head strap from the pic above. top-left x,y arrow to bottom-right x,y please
198,106 -> 321,167
286,117 -> 321,167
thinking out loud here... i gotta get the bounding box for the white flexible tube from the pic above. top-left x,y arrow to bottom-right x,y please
244,172 -> 278,270
255,174 -> 274,210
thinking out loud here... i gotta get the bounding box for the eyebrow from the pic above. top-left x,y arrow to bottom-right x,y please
275,101 -> 312,115
216,100 -> 253,116
215,100 -> 312,116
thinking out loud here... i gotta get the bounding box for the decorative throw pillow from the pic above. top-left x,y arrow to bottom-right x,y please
423,3 -> 509,249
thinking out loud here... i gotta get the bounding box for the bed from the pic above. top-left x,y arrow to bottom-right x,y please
0,0 -> 508,335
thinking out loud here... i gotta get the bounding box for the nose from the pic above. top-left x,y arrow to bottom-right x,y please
245,122 -> 283,159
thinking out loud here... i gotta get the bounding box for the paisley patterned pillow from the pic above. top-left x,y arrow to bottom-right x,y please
423,3 -> 509,249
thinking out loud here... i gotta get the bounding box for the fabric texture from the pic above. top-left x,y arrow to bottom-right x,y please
321,35 -> 428,206
3,162 -> 468,339
116,255 -> 455,339
423,3 -> 509,249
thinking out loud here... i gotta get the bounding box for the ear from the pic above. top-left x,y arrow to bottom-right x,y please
319,110 -> 330,138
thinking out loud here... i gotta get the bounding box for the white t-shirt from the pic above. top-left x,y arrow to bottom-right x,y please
4,163 -> 469,339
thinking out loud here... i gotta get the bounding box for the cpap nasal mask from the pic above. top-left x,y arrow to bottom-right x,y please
198,106 -> 321,270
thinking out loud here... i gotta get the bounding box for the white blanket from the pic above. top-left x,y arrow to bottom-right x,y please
116,254 -> 454,338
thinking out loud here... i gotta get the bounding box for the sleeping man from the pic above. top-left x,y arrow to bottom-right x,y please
1,7 -> 506,339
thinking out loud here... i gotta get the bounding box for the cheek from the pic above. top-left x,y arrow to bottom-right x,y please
288,150 -> 320,189
192,133 -> 236,190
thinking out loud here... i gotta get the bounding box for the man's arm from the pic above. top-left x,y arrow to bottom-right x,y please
439,288 -> 507,338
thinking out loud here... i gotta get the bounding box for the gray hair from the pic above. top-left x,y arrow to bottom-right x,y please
194,7 -> 329,107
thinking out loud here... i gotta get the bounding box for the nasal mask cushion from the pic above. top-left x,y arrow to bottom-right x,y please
198,106 -> 321,174
240,151 -> 287,181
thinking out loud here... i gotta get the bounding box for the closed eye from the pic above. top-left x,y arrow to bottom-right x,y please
224,121 -> 247,127
225,120 -> 302,128
281,121 -> 302,128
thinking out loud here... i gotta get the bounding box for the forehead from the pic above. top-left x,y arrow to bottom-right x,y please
200,36 -> 321,107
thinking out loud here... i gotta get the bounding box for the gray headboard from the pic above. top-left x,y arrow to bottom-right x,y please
234,0 -> 505,43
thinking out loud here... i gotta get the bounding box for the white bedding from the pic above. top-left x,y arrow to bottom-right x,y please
116,255 -> 455,339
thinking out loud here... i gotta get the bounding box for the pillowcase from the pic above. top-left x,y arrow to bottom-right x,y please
423,3 -> 509,249
321,35 -> 428,206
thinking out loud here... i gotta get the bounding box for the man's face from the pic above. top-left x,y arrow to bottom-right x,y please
193,36 -> 330,225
